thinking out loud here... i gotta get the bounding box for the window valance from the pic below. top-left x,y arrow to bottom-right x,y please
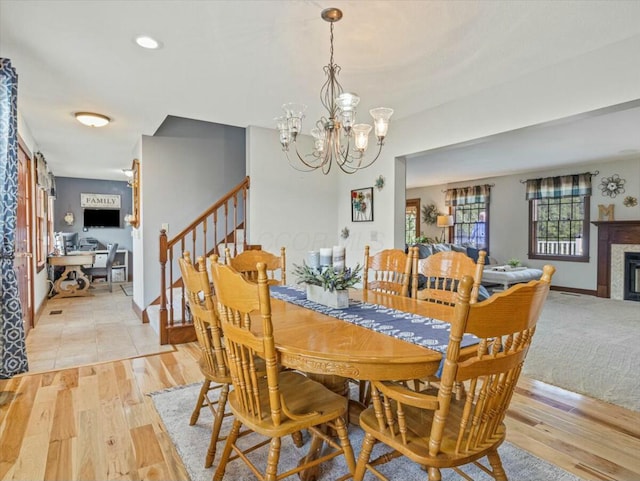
525,172 -> 592,200
445,184 -> 491,206
34,151 -> 55,195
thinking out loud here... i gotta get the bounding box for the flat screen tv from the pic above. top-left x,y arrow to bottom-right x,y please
83,209 -> 120,228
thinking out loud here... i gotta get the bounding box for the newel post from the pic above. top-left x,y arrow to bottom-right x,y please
159,229 -> 169,345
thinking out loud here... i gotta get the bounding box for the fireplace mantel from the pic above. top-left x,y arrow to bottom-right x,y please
591,220 -> 640,297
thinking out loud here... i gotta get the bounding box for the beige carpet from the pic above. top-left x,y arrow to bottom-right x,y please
151,383 -> 586,481
523,291 -> 639,412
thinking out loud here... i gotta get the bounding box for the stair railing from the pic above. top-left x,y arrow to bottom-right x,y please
158,176 -> 249,344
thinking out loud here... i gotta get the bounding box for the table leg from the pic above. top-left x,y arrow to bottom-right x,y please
53,266 -> 92,298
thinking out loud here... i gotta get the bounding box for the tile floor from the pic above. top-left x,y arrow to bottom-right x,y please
24,282 -> 174,373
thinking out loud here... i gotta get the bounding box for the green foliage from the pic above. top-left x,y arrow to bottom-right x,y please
415,235 -> 439,244
292,263 -> 362,292
507,258 -> 521,268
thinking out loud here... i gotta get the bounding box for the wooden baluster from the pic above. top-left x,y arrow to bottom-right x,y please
159,229 -> 168,345
233,192 -> 238,251
242,182 -> 248,252
224,200 -> 229,256
169,246 -> 175,326
213,210 -> 219,256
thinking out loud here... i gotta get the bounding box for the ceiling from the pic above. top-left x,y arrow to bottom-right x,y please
1,0 -> 640,185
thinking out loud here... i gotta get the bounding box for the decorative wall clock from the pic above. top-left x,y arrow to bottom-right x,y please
599,174 -> 626,198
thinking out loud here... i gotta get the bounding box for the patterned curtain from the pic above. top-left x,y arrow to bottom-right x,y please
525,173 -> 592,200
0,58 -> 28,378
445,184 -> 491,206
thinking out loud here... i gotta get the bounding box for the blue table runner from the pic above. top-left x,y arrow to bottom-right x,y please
270,285 -> 479,372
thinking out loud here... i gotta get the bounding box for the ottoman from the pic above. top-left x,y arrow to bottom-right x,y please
482,266 -> 544,291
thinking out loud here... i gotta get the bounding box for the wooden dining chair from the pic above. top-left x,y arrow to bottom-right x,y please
178,252 -> 232,468
225,246 -> 286,285
409,248 -> 486,398
410,248 -> 487,304
353,265 -> 556,481
363,245 -> 412,297
209,259 -> 356,481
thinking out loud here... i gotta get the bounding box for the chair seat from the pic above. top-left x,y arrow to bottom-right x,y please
359,387 -> 506,469
228,370 -> 348,436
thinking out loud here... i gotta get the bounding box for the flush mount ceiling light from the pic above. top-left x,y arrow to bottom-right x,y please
135,35 -> 161,49
75,112 -> 110,127
275,7 -> 393,174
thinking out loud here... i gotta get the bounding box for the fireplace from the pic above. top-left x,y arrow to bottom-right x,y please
592,221 -> 640,298
625,252 -> 640,301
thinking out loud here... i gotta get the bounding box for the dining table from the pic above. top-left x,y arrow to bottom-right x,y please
264,285 -> 476,481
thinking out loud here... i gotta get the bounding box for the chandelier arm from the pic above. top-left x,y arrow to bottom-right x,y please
289,140 -> 331,172
336,142 -> 384,174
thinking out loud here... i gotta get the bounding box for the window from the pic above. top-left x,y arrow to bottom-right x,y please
445,184 -> 491,252
405,198 -> 420,245
526,172 -> 592,262
529,196 -> 589,261
452,202 -> 488,251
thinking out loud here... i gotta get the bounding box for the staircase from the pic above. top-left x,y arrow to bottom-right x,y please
145,176 -> 251,345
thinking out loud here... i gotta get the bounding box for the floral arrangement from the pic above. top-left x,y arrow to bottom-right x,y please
292,263 -> 362,292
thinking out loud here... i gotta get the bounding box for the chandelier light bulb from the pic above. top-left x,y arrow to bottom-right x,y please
370,107 -> 394,138
352,124 -> 372,151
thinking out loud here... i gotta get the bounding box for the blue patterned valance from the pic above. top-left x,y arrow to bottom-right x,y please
525,172 -> 592,200
445,184 -> 491,206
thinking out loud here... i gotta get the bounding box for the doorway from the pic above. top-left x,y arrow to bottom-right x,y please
16,138 -> 34,334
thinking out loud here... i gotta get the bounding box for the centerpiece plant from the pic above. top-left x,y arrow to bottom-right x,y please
292,263 -> 362,292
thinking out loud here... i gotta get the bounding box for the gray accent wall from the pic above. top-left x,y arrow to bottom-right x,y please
54,177 -> 133,278
139,117 -> 246,306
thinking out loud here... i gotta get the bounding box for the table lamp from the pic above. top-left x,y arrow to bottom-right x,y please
437,215 -> 454,243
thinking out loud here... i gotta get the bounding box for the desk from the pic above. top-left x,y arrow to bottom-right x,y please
48,253 -> 95,298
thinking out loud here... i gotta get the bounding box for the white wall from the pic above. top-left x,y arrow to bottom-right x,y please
371,34 -> 640,251
246,126 -> 343,276
139,127 -> 246,306
407,156 -> 640,290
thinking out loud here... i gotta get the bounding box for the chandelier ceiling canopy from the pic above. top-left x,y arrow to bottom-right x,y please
275,7 -> 393,175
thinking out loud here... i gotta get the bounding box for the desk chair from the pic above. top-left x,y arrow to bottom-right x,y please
83,243 -> 118,292
209,260 -> 356,481
224,246 -> 286,285
353,265 -> 555,481
363,245 -> 412,297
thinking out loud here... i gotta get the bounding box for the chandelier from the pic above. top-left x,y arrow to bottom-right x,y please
275,8 -> 393,174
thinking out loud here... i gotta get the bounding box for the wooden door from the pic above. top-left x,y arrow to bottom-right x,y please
15,139 -> 33,334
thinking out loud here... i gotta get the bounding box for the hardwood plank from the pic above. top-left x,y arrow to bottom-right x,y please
2,344 -> 639,481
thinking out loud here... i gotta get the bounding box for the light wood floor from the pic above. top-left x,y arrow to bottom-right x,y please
1,345 -> 638,480
1,289 -> 639,480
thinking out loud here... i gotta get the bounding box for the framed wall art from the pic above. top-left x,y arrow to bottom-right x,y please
351,187 -> 373,222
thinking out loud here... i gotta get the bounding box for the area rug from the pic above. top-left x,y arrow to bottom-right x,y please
150,383 -> 585,481
522,291 -> 639,412
120,282 -> 133,296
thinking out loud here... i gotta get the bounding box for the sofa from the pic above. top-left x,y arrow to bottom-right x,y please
408,243 -> 492,301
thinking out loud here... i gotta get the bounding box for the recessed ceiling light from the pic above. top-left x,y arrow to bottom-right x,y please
135,35 -> 161,49
75,112 -> 110,127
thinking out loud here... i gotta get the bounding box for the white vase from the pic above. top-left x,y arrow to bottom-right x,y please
306,284 -> 349,309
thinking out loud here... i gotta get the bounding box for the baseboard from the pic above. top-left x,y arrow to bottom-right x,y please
34,298 -> 48,325
132,299 -> 147,322
550,285 -> 597,297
